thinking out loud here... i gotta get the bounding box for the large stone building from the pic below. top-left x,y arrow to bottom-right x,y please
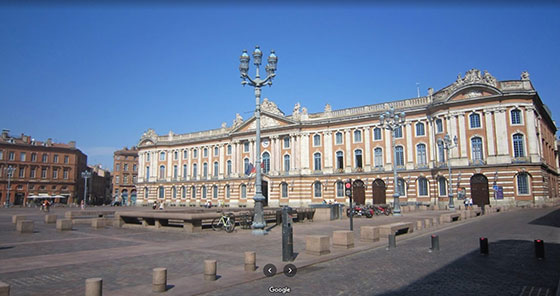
88,164 -> 112,205
0,130 -> 88,205
136,69 -> 558,208
112,147 -> 138,205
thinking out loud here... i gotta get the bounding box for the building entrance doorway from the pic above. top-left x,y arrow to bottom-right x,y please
353,180 -> 365,205
470,174 -> 490,207
262,180 -> 268,207
372,179 -> 387,204
14,193 -> 25,206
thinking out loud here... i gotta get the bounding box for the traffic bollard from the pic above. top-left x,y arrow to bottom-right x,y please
535,239 -> 544,260
245,251 -> 256,272
430,234 -> 439,252
387,234 -> 396,249
152,268 -> 167,292
479,237 -> 489,255
85,278 -> 102,296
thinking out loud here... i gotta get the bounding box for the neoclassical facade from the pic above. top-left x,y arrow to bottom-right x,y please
136,69 -> 558,208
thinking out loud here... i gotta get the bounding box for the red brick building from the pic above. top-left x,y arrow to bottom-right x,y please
112,147 -> 138,205
0,130 -> 88,206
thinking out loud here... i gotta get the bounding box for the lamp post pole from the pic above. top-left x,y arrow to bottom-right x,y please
438,134 -> 458,210
81,171 -> 92,205
380,107 -> 405,216
239,45 -> 277,235
4,166 -> 15,207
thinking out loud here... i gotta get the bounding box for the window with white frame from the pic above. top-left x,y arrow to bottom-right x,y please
191,186 -> 196,198
418,177 -> 428,196
244,142 -> 250,152
517,173 -> 529,194
214,147 -> 219,156
213,162 -> 219,177
335,132 -> 343,144
183,150 -> 188,159
313,134 -> 321,146
416,122 -> 425,136
31,153 -> 36,162
438,177 -> 447,196
513,134 -> 525,157
227,160 -> 232,175
374,148 -> 383,167
144,187 -> 149,199
438,142 -> 445,163
20,152 -> 26,161
159,165 -> 165,179
416,144 -> 427,165
183,164 -> 187,178
395,146 -> 404,166
283,137 -> 290,148
436,119 -> 443,133
313,153 -> 322,171
182,186 -> 186,198
354,149 -> 363,168
397,178 -> 406,196
226,185 -> 230,198
283,155 -> 290,172
281,182 -> 288,198
172,186 -> 177,198
373,128 -> 382,140
193,149 -> 198,158
160,152 -> 165,161
336,181 -> 344,197
469,113 -> 481,128
241,184 -> 247,198
213,185 -> 218,198
203,148 -> 208,158
173,165 -> 178,179
471,137 -> 483,160
394,126 -> 403,138
203,163 -> 208,178
353,130 -> 362,143
174,151 -> 178,160
263,152 -> 270,174
336,151 -> 344,170
202,185 -> 207,199
227,145 -> 232,155
244,158 -> 250,175
511,109 -> 522,125
314,181 -> 322,197
158,186 -> 164,199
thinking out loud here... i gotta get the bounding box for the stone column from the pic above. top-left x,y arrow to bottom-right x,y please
233,141 -> 239,177
344,129 -> 352,169
405,123 -> 413,166
525,107 -> 539,158
219,144 -> 225,178
167,149 -> 172,181
271,136 -> 278,174
208,146 -> 213,178
495,109 -> 509,156
484,111 -> 496,157
291,134 -> 297,172
384,128 -> 392,169
301,133 -> 310,172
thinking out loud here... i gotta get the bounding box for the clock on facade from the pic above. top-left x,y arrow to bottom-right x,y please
262,138 -> 270,148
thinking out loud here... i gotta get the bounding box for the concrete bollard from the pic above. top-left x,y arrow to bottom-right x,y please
91,218 -> 105,229
204,260 -> 217,281
152,268 -> 167,292
85,278 -> 102,296
360,226 -> 380,242
16,220 -> 34,233
387,234 -> 396,249
44,214 -> 57,224
244,251 -> 256,272
415,220 -> 424,231
56,219 -> 73,231
305,235 -> 331,256
11,215 -> 25,224
0,281 -> 10,296
332,230 -> 354,249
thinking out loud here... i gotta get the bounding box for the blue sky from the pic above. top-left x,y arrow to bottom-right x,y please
1,3 -> 559,170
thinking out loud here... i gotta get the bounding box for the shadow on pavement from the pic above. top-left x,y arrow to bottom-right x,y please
379,240 -> 560,296
529,209 -> 560,228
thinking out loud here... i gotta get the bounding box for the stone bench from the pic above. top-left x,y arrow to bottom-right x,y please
440,213 -> 461,223
91,218 -> 111,229
305,235 -> 330,255
16,220 -> 34,233
44,214 -> 57,224
56,219 -> 73,231
360,226 -> 380,242
118,211 -> 232,233
65,210 -> 116,219
332,230 -> 354,249
0,281 -> 10,296
378,222 -> 414,237
12,215 -> 26,224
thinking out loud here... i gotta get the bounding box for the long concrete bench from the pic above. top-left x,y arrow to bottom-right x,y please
440,212 -> 461,223
65,210 -> 116,219
378,222 -> 414,237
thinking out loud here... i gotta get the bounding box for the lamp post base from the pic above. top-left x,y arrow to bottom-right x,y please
392,195 -> 401,216
252,193 -> 267,236
448,195 -> 455,211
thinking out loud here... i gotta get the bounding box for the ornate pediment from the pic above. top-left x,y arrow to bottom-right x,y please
139,128 -> 158,146
248,115 -> 282,130
434,69 -> 500,101
261,98 -> 284,116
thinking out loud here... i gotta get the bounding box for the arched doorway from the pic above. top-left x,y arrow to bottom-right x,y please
470,174 -> 489,207
261,180 -> 268,207
353,180 -> 365,205
372,179 -> 386,204
121,189 -> 128,206
130,189 -> 137,206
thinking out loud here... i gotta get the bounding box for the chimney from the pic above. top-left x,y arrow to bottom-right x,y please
46,138 -> 52,146
1,129 -> 9,140
69,141 -> 76,148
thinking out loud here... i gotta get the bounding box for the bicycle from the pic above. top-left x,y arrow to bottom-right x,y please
212,213 -> 236,233
239,213 -> 253,229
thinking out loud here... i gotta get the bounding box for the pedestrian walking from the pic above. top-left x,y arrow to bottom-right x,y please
159,202 -> 164,210
81,200 -> 85,210
153,201 -> 158,210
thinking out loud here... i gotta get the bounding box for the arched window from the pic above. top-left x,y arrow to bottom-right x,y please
335,132 -> 343,144
226,160 -> 232,175
416,144 -> 427,165
513,134 -> 525,157
262,152 -> 270,174
313,134 -> 321,146
241,184 -> 247,199
511,109 -> 522,125
517,173 -> 529,194
314,153 -> 322,171
146,166 -> 150,180
202,185 -> 207,199
469,113 -> 481,128
438,177 -> 447,196
159,165 -> 165,179
191,185 -> 196,199
397,178 -> 406,196
203,163 -> 208,178
244,158 -> 250,175
418,177 -> 428,196
144,187 -> 149,199
173,165 -> 178,179
213,185 -> 218,199
373,128 -> 382,140
283,137 -> 290,148
281,182 -> 288,198
436,119 -> 443,133
203,148 -> 208,157
213,161 -> 219,177
158,186 -> 165,199
374,148 -> 383,168
354,149 -> 363,168
227,145 -> 232,155
181,186 -> 186,199
416,122 -> 425,136
354,130 -> 362,142
214,146 -> 219,156
314,181 -> 322,198
336,151 -> 344,169
193,149 -> 198,158
172,186 -> 177,198
395,146 -> 404,166
225,185 -> 230,198
336,181 -> 344,197
174,151 -> 178,160
183,164 -> 187,179
471,137 -> 483,160
192,163 -> 198,180
283,155 -> 290,172
146,152 -> 151,162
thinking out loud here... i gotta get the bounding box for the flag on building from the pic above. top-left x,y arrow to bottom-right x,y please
245,163 -> 254,176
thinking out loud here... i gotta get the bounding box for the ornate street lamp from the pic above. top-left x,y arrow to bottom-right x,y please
379,107 -> 406,216
438,134 -> 458,210
81,170 -> 92,205
239,45 -> 277,235
4,166 -> 15,207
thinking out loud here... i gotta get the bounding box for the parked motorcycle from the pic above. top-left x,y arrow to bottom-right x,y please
372,205 -> 392,216
347,205 -> 373,218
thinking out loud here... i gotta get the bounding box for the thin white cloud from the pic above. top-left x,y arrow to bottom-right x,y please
83,146 -> 118,157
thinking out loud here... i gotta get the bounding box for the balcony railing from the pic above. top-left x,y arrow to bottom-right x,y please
469,159 -> 487,166
415,163 -> 429,169
512,156 -> 530,163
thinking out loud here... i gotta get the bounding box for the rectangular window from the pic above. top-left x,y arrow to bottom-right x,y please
160,152 -> 165,161
63,169 -> 69,179
336,182 -> 344,197
42,154 -> 47,163
116,176 -> 120,184
281,183 -> 288,198
20,152 -> 26,161
436,119 -> 443,133
416,123 -> 425,136
283,137 -> 290,148
203,148 -> 208,158
214,147 -> 219,156
19,167 -> 25,178
30,168 -> 36,178
133,176 -> 137,183
53,154 -> 59,163
9,152 -> 15,160
244,142 -> 250,153
124,164 -> 128,171
0,151 -> 3,160
146,166 -> 150,180
227,145 -> 232,155
173,165 -> 178,179
116,164 -> 120,171
394,127 -> 403,138
53,168 -> 58,179
41,167 -> 47,179
124,175 -> 128,184
335,132 -> 343,145
313,134 -> 321,146
518,174 -> 529,194
373,128 -> 382,140
31,153 -> 37,162
354,130 -> 362,143
183,150 -> 188,159
64,155 -> 69,163
133,164 -> 137,171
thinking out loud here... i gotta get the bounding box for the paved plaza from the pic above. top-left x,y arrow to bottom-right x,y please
0,205 -> 558,295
